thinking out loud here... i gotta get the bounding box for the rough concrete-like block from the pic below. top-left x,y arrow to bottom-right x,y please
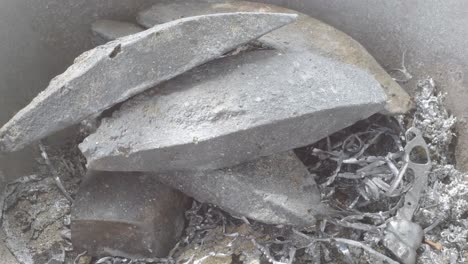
71,171 -> 191,258
80,48 -> 386,172
150,151 -> 330,226
0,12 -> 296,152
137,0 -> 412,115
91,20 -> 144,41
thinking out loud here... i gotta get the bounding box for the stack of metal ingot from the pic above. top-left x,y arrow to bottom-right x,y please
0,0 -> 413,261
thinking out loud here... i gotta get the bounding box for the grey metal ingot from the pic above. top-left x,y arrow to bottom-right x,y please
80,48 -> 387,172
137,0 -> 412,115
0,12 -> 296,152
71,171 -> 191,258
91,19 -> 144,42
149,151 -> 330,226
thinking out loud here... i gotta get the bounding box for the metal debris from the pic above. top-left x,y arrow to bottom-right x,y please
383,220 -> 423,264
315,237 -> 399,264
412,78 -> 456,164
46,95 -> 466,263
390,50 -> 413,83
39,143 -> 74,203
0,9 -> 465,262
89,202 -> 241,264
1,174 -> 73,264
383,128 -> 430,264
409,79 -> 467,263
1,140 -> 86,264
144,77 -> 464,264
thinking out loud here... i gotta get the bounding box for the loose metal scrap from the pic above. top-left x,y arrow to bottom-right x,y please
383,127 -> 432,264
0,12 -> 296,152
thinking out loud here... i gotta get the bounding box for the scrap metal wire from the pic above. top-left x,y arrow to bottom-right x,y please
412,78 -> 456,164
390,50 -> 413,83
74,251 -> 88,264
39,143 -> 74,203
307,118 -> 410,219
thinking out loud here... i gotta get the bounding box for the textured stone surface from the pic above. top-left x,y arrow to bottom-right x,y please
0,232 -> 19,264
150,151 -> 330,226
80,48 -> 386,172
91,19 -> 144,42
71,171 -> 191,258
0,12 -> 296,152
137,0 -> 412,115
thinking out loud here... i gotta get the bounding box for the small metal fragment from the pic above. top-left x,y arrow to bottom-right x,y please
383,127 -> 431,264
398,128 -> 432,220
336,243 -> 355,264
383,220 -> 423,264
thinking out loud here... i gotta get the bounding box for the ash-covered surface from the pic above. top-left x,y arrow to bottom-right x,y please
0,140 -> 86,264
2,78 -> 467,264
411,79 -> 467,263
411,78 -> 457,165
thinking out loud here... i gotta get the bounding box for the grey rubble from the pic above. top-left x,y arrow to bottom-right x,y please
0,12 -> 296,152
150,151 -> 329,226
91,19 -> 144,42
138,0 -> 412,115
72,171 -> 191,258
80,49 -> 387,172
